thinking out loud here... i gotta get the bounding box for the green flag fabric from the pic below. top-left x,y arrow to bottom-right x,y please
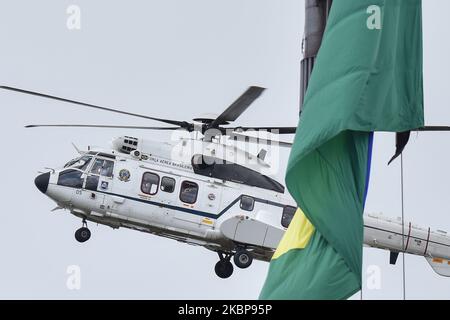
260,0 -> 424,300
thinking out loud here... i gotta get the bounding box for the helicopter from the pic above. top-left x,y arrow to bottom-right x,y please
2,85 -> 450,279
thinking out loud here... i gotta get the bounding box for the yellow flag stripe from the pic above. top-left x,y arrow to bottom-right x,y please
272,208 -> 315,260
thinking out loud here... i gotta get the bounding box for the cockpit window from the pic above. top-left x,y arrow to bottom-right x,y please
90,159 -> 114,177
57,169 -> 84,188
64,158 -> 78,168
64,156 -> 92,171
74,156 -> 92,171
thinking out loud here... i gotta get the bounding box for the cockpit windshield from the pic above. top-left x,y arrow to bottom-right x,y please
64,156 -> 92,171
90,158 -> 114,177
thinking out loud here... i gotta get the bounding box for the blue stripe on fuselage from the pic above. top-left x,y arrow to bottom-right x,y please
99,190 -> 286,219
50,183 -> 288,219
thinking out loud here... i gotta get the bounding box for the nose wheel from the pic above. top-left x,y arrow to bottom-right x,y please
75,219 -> 91,243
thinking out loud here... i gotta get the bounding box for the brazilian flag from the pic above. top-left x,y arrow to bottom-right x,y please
260,0 -> 424,300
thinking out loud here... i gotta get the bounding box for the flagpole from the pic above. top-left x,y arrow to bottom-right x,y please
300,0 -> 369,301
300,0 -> 333,114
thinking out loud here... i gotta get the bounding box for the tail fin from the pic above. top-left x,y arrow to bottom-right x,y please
425,257 -> 450,277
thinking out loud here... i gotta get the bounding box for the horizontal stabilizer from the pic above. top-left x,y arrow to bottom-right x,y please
425,257 -> 450,277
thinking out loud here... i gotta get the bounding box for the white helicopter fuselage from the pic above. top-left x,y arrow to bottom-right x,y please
38,137 -> 294,262
35,136 -> 450,277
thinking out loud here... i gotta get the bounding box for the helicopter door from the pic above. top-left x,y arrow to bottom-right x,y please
176,180 -> 221,229
157,176 -> 178,226
85,158 -> 115,213
175,180 -> 201,227
83,174 -> 105,212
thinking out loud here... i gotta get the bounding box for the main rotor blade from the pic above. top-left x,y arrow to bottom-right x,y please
210,86 -> 266,127
25,124 -> 181,130
415,126 -> 450,131
227,126 -> 450,135
227,132 -> 292,148
229,125 -> 450,134
231,126 -> 297,134
1,86 -> 189,128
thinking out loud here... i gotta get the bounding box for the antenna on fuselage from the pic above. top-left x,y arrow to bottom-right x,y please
71,142 -> 82,155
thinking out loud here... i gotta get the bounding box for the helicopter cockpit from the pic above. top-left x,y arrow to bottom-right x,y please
34,152 -> 116,196
58,153 -> 115,186
62,152 -> 115,173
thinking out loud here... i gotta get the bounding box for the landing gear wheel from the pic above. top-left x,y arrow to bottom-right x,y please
215,260 -> 234,279
75,227 -> 91,243
234,249 -> 253,269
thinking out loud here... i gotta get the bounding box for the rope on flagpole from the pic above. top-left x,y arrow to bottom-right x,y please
400,153 -> 406,300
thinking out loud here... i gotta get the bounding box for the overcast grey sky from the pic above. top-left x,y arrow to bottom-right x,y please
0,1 -> 449,299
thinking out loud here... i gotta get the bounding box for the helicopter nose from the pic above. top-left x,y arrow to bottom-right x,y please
35,172 -> 50,194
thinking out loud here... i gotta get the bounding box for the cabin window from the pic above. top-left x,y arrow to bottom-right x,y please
91,159 -> 114,177
161,176 -> 176,193
240,196 -> 255,211
141,172 -> 160,195
281,206 -> 297,228
180,181 -> 198,204
57,169 -> 84,189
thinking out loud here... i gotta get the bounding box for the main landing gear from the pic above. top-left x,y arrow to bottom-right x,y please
215,252 -> 234,279
214,248 -> 253,279
233,248 -> 253,269
75,219 -> 91,243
